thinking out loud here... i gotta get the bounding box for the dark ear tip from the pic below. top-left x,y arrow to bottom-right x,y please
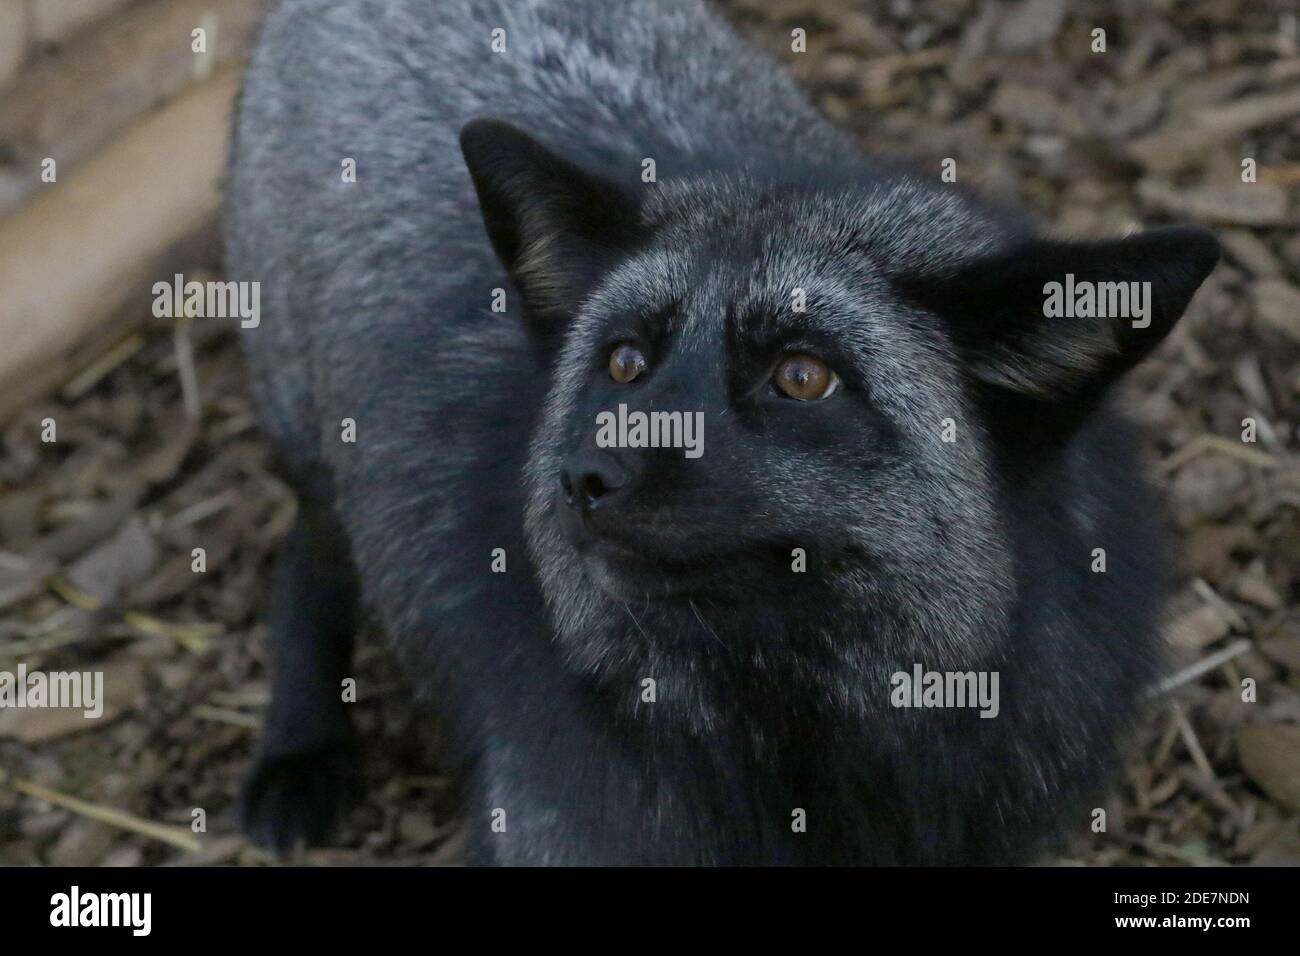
459,118 -> 494,153
1152,224 -> 1221,280
458,117 -> 524,163
1186,226 -> 1221,276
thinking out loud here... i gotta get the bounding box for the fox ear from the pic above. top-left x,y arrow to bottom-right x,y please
903,226 -> 1219,402
459,118 -> 642,339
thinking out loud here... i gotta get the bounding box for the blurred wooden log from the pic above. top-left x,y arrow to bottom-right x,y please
1127,84 -> 1300,174
0,0 -> 29,88
0,0 -> 260,214
30,0 -> 135,46
0,68 -> 240,422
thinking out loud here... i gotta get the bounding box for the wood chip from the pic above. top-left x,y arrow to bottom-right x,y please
1236,725 -> 1300,813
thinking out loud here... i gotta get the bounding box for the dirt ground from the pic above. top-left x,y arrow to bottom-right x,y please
1,0 -> 1298,866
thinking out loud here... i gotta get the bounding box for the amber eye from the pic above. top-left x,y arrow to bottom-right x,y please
772,353 -> 838,401
609,343 -> 647,384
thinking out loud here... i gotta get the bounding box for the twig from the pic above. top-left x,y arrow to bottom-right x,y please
1149,638 -> 1253,696
1191,578 -> 1249,630
0,630 -> 93,660
8,778 -> 201,853
1170,702 -> 1216,780
60,334 -> 146,402
1116,831 -> 1225,866
174,316 -> 202,421
122,611 -> 216,653
190,705 -> 259,729
1157,434 -> 1277,475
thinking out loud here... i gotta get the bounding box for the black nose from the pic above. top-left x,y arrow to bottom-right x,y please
559,450 -> 629,510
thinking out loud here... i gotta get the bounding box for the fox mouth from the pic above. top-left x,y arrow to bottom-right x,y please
549,493 -> 796,603
576,537 -> 704,602
552,491 -> 698,599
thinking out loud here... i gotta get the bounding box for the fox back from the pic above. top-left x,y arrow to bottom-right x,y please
224,0 -> 1219,863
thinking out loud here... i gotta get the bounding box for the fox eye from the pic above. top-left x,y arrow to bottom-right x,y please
609,343 -> 647,384
773,353 -> 839,401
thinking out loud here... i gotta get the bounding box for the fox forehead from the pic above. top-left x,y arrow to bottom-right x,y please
574,173 -> 1012,348
637,173 -> 1012,268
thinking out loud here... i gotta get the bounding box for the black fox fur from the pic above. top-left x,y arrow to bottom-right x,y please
224,0 -> 1220,864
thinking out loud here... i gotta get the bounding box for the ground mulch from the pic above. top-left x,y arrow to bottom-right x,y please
1,0 -> 1297,865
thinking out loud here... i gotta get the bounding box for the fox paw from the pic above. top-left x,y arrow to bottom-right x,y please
240,743 -> 360,852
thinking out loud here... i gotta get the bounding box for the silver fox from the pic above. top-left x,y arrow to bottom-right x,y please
225,0 -> 1219,864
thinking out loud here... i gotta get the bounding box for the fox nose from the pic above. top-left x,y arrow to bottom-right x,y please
559,450 -> 629,510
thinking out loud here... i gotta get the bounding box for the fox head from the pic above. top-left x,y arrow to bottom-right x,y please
460,118 -> 1219,720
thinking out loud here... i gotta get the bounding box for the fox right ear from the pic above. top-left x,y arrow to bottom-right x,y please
459,118 -> 643,339
900,226 -> 1219,407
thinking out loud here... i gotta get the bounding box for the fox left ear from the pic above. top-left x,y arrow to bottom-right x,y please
902,226 -> 1219,401
460,118 -> 644,343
